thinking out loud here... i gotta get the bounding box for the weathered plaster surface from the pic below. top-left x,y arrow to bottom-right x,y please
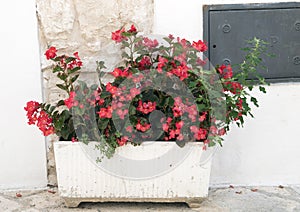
36,0 -> 154,185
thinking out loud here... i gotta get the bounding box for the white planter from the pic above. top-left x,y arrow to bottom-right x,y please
54,141 -> 212,208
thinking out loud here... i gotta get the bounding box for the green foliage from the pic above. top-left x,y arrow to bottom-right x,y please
28,26 -> 270,159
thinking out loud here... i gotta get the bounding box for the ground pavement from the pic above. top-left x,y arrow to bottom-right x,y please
1,186 -> 300,211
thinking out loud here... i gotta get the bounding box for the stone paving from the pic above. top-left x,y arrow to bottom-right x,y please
1,186 -> 300,212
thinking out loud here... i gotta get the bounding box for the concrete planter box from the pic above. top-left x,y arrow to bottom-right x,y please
54,141 -> 212,208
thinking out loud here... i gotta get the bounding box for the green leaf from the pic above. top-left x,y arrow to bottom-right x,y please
56,84 -> 68,91
44,104 -> 50,111
57,100 -> 65,107
60,126 -> 71,140
65,57 -> 75,64
54,118 -> 64,130
208,141 -> 217,147
53,111 -> 59,117
90,84 -> 98,91
134,37 -> 143,43
61,110 -> 70,120
96,61 -> 106,70
71,74 -> 80,83
197,104 -> 206,111
121,52 -> 130,59
231,110 -> 239,118
57,73 -> 67,81
250,97 -> 259,107
53,66 -> 63,73
163,37 -> 172,43
121,32 -> 132,37
259,86 -> 266,93
248,111 -> 254,118
68,66 -> 81,74
49,106 -> 56,113
129,105 -> 136,115
239,116 -> 244,125
100,91 -> 112,99
160,97 -> 170,107
98,119 -> 109,130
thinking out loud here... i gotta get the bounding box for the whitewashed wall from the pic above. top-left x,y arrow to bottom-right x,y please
154,0 -> 300,186
0,1 -> 47,189
1,0 -> 298,190
36,0 -> 154,186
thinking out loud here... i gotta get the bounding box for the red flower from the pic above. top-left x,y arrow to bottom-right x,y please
106,83 -> 118,95
224,81 -> 243,94
64,91 -> 78,109
223,65 -> 233,79
128,24 -> 137,33
24,101 -> 40,125
187,105 -> 197,122
45,46 -> 57,60
172,105 -> 183,117
112,28 -> 127,43
116,109 -> 128,119
166,117 -> 172,123
126,126 -> 133,133
72,137 -> 78,142
196,57 -> 207,66
217,64 -> 227,75
161,117 -> 172,132
138,56 -> 151,70
168,34 -> 174,40
111,68 -> 122,77
190,126 -> 207,140
218,128 -> 226,136
192,40 -> 208,52
209,126 -> 218,135
98,98 -> 105,105
111,68 -> 129,78
172,98 -> 186,117
130,87 -> 141,99
24,101 -> 39,113
136,120 -> 151,132
234,112 -> 243,121
157,56 -> 168,73
117,136 -> 129,146
129,74 -> 144,83
169,129 -> 177,139
218,64 -> 232,79
199,111 -> 207,122
236,98 -> 243,110
137,100 -> 156,114
175,121 -> 184,130
97,106 -> 112,119
24,101 -> 55,136
36,111 -> 54,136
66,52 -> 83,69
162,123 -> 169,132
73,52 -> 80,60
112,101 -> 124,110
171,64 -> 189,81
174,53 -> 187,64
98,108 -> 106,118
177,38 -> 189,49
143,37 -> 159,48
177,134 -> 184,141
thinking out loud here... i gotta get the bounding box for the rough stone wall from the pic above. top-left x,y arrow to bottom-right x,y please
36,0 -> 154,186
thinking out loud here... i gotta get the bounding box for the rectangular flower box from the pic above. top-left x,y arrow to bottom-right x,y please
54,141 -> 212,208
